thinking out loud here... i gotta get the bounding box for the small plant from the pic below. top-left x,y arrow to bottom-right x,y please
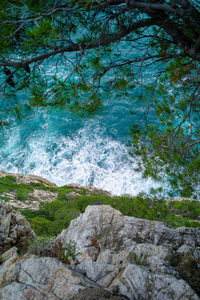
57,240 -> 81,264
27,236 -> 81,265
129,252 -> 146,266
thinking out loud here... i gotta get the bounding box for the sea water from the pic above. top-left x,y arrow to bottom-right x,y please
0,88 -> 163,196
1,4 -> 200,197
0,43 -> 165,196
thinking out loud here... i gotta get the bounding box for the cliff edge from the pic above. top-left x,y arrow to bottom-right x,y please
0,171 -> 200,299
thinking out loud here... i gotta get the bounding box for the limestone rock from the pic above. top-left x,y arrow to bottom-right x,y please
71,287 -> 125,299
0,205 -> 200,300
1,247 -> 18,264
0,200 -> 35,254
57,205 -> 200,252
66,183 -> 111,196
0,170 -> 57,187
56,205 -> 200,299
0,255 -> 99,300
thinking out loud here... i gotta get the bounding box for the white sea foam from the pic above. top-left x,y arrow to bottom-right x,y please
0,119 -> 160,196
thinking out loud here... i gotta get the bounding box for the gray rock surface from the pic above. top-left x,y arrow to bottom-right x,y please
0,205 -> 200,299
0,200 -> 35,254
0,254 -> 99,300
56,205 -> 200,299
57,205 -> 200,251
71,287 -> 125,299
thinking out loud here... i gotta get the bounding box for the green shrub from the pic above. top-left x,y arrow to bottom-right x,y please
39,201 -> 64,221
29,182 -> 51,190
0,196 -> 10,202
0,177 -> 34,200
0,175 -> 16,185
73,194 -> 109,212
16,189 -> 29,201
57,240 -> 81,264
19,191 -> 200,238
49,220 -> 68,235
0,176 -> 15,193
27,217 -> 54,236
54,207 -> 80,226
56,191 -> 70,202
21,208 -> 45,219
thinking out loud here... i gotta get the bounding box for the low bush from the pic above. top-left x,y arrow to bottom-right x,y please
27,236 -> 80,264
0,175 -> 198,237
21,192 -> 200,237
16,189 -> 29,201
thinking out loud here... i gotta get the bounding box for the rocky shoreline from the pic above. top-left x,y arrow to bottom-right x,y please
0,171 -> 200,299
0,170 -> 111,210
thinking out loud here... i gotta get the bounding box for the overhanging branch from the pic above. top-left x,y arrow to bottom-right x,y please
0,18 -> 155,68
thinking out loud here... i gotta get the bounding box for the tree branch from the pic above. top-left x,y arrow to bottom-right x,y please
0,18 -> 155,68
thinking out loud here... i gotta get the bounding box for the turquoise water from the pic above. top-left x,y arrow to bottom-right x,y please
0,85 -> 162,195
1,4 -> 200,197
0,38 -> 166,196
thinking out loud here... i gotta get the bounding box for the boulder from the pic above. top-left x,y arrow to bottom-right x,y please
0,200 -> 35,254
56,205 -> 200,299
0,253 -> 126,300
0,205 -> 199,299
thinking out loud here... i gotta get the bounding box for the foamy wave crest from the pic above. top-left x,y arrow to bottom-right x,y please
0,119 -> 160,195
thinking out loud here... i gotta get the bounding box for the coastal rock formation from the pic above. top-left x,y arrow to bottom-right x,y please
0,251 -> 125,299
1,205 -> 200,299
0,200 -> 35,254
56,205 -> 200,299
0,170 -> 57,187
0,170 -> 111,210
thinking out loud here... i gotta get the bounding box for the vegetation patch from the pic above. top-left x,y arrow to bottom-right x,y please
16,188 -> 30,201
128,252 -> 147,266
0,175 -> 199,237
0,176 -> 17,184
20,193 -> 200,237
29,182 -> 53,190
27,236 -> 80,264
0,196 -> 10,202
0,176 -> 34,195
